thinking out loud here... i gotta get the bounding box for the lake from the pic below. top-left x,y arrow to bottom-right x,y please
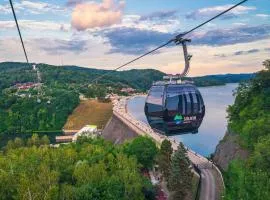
127,83 -> 238,156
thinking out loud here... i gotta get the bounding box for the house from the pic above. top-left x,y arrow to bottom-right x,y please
15,82 -> 41,90
55,135 -> 74,143
121,87 -> 135,93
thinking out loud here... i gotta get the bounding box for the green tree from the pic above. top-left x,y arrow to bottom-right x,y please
250,135 -> 270,170
14,137 -> 24,148
168,143 -> 192,200
0,126 -> 149,200
5,140 -> 15,151
157,139 -> 173,180
27,133 -> 40,146
124,136 -> 158,168
263,59 -> 270,70
40,135 -> 50,145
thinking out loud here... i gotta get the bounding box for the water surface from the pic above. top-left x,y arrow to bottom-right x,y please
127,83 -> 238,156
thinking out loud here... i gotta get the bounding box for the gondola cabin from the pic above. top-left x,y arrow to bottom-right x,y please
144,82 -> 205,134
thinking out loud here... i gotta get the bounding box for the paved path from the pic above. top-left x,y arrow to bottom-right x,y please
113,97 -> 224,200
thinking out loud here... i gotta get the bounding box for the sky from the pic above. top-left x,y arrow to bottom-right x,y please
0,0 -> 269,76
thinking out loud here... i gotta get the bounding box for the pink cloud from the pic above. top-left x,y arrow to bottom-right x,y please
71,0 -> 125,31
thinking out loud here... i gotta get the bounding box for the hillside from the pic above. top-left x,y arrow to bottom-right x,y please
0,62 -> 254,91
213,60 -> 270,199
190,73 -> 254,87
64,99 -> 113,130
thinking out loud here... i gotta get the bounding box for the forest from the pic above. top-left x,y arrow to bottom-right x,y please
0,135 -> 193,200
225,60 -> 270,199
0,136 -> 156,200
0,83 -> 79,148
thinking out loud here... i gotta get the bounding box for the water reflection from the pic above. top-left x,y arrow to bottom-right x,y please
127,83 -> 238,156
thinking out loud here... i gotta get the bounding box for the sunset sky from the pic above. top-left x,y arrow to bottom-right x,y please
0,0 -> 269,76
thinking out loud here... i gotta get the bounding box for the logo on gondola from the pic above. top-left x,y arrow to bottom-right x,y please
174,114 -> 183,125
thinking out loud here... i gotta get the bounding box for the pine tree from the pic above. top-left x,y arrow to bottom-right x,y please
168,143 -> 192,200
263,59 -> 270,70
158,139 -> 173,180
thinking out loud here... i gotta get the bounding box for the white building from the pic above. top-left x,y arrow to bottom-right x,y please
72,125 -> 98,142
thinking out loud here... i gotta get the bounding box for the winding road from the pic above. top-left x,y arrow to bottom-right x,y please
112,97 -> 224,200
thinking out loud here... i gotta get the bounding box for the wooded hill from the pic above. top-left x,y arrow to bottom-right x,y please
0,62 -> 254,91
224,60 -> 270,199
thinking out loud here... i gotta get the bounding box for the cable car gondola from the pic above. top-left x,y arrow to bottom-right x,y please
144,38 -> 205,134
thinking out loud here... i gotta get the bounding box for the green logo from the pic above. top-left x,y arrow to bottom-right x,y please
174,114 -> 183,124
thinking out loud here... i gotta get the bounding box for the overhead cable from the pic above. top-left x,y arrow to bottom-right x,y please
9,0 -> 30,65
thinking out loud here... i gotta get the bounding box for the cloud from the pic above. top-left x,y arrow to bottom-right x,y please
0,1 -> 65,15
140,10 -> 177,21
0,4 -> 10,14
215,48 -> 266,58
67,0 -> 85,7
186,4 -> 256,20
234,49 -> 260,56
71,0 -> 125,31
18,1 -> 65,14
115,14 -> 181,33
256,14 -> 269,18
101,27 -> 174,54
0,20 -> 70,32
100,23 -> 270,55
37,39 -> 88,55
191,24 -> 270,46
18,1 -> 51,11
232,22 -> 246,27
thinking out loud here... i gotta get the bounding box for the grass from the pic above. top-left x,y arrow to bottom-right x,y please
64,99 -> 113,130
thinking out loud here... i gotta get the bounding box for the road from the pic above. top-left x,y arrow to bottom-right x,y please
112,97 -> 224,200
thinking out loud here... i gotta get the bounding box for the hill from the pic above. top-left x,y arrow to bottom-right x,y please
190,73 -> 254,87
213,60 -> 270,199
0,62 -> 254,90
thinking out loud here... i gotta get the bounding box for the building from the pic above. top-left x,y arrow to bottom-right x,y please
56,125 -> 98,143
63,129 -> 80,136
15,82 -> 41,90
55,135 -> 74,143
72,125 -> 98,142
121,87 -> 136,93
